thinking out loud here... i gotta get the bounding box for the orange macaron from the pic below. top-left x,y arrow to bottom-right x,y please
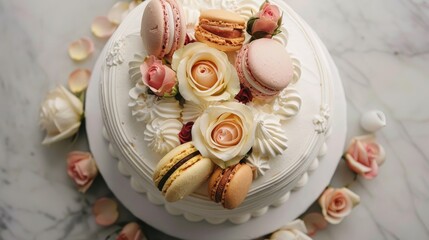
195,9 -> 246,52
208,163 -> 253,209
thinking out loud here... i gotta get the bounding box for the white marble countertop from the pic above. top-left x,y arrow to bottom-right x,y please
1,0 -> 428,239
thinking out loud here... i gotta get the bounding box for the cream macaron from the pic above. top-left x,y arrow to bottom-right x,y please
235,38 -> 293,100
153,142 -> 215,202
140,0 -> 186,60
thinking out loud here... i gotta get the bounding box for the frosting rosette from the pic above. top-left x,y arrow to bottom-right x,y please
171,42 -> 240,104
192,102 -> 255,168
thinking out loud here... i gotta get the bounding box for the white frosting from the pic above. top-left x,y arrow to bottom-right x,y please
144,118 -> 182,154
128,93 -> 182,123
100,0 -> 337,225
360,110 -> 387,132
128,54 -> 144,83
253,111 -> 288,157
181,101 -> 210,123
246,151 -> 270,178
291,56 -> 302,85
273,88 -> 302,121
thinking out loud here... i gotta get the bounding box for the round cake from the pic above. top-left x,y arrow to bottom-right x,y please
98,0 -> 341,226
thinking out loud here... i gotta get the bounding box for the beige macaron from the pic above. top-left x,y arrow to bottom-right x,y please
153,142 -> 214,202
208,163 -> 253,209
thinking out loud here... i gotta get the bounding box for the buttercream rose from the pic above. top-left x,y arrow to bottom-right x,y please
67,151 -> 98,193
318,187 -> 360,224
192,102 -> 255,168
117,222 -> 144,240
247,1 -> 282,40
171,42 -> 240,104
140,55 -> 177,97
40,86 -> 83,145
344,135 -> 386,179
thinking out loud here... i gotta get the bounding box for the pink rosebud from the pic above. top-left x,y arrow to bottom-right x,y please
259,2 -> 281,23
344,135 -> 386,179
140,55 -> 177,96
248,2 -> 282,39
67,151 -> 98,193
116,222 -> 144,240
318,187 -> 360,224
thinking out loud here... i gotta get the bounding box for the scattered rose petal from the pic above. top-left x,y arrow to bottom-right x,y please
117,222 -> 144,240
92,198 -> 119,226
68,37 -> 94,61
128,0 -> 142,11
92,16 -> 117,38
68,69 -> 91,93
303,212 -> 328,237
108,1 -> 129,24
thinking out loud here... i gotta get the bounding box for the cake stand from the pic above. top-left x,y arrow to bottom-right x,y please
85,2 -> 347,240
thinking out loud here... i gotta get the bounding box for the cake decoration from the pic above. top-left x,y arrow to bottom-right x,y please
128,54 -> 145,83
208,163 -> 253,209
144,118 -> 182,154
246,1 -> 282,41
246,151 -> 270,178
195,9 -> 246,52
67,151 -> 98,193
192,101 -> 256,168
313,105 -> 330,134
318,187 -> 360,224
181,101 -> 211,123
68,69 -> 91,94
128,93 -> 181,123
171,42 -> 240,104
140,55 -> 178,97
360,110 -> 387,133
153,142 -> 215,202
273,88 -> 302,121
106,37 -> 125,67
253,111 -> 288,157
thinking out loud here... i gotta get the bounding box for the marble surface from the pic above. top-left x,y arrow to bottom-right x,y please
0,0 -> 428,239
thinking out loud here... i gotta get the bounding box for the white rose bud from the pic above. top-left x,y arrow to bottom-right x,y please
40,86 -> 83,145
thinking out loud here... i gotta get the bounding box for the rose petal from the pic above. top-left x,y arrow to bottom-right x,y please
92,198 -> 119,226
108,1 -> 129,24
128,0 -> 142,11
68,37 -> 94,61
92,16 -> 117,38
68,69 -> 91,93
303,212 -> 328,237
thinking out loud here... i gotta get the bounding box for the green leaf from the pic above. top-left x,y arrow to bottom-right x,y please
251,31 -> 270,40
277,12 -> 283,27
246,17 -> 259,35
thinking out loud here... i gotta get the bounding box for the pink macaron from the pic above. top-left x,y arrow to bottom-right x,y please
235,38 -> 293,100
140,0 -> 186,60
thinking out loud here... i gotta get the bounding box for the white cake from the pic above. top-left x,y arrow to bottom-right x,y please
99,0 -> 339,225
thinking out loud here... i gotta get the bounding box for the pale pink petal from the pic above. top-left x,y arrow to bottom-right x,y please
92,198 -> 119,226
363,160 -> 379,179
68,69 -> 91,93
108,1 -> 129,24
92,16 -> 117,38
303,212 -> 328,237
345,153 -> 372,175
68,37 -> 94,61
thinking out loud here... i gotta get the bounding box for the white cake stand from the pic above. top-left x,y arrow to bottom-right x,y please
86,3 -> 347,240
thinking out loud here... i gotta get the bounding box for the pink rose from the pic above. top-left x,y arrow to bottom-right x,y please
345,135 -> 386,179
247,2 -> 282,39
67,151 -> 98,193
140,55 -> 177,96
116,222 -> 144,240
318,187 -> 360,224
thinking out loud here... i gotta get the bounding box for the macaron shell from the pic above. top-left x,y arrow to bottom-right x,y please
141,0 -> 165,57
195,29 -> 244,52
165,0 -> 186,59
199,9 -> 246,25
165,157 -> 214,202
247,39 -> 293,91
223,164 -> 253,209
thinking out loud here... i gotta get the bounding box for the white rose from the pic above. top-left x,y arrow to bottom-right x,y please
40,86 -> 83,145
171,42 -> 240,104
270,219 -> 312,240
192,102 -> 255,168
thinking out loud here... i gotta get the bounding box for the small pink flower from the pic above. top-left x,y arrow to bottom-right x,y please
345,135 -> 386,179
67,151 -> 98,193
247,2 -> 282,39
318,187 -> 360,224
140,55 -> 177,96
116,222 -> 144,240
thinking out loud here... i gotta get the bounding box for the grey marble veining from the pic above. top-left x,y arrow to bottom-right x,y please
0,0 -> 428,239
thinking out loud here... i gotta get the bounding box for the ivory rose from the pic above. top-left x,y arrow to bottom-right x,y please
40,86 -> 83,145
67,151 -> 98,193
270,219 -> 312,240
247,1 -> 282,39
192,102 -> 255,168
171,42 -> 240,104
117,222 -> 144,240
140,55 -> 177,97
318,187 -> 360,224
345,135 -> 386,179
